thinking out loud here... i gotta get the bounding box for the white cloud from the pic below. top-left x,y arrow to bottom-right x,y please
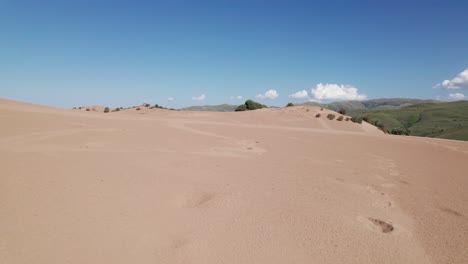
311,83 -> 367,101
167,97 -> 175,101
448,93 -> 465,100
434,69 -> 468,90
288,90 -> 309,99
256,89 -> 279,100
230,95 -> 243,100
191,94 -> 206,101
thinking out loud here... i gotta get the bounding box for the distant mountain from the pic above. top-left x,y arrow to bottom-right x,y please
182,98 -> 440,113
302,98 -> 439,112
181,104 -> 239,112
349,101 -> 468,141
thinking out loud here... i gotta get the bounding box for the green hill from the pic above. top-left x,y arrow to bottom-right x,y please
181,104 -> 238,112
303,98 -> 438,111
350,101 -> 468,141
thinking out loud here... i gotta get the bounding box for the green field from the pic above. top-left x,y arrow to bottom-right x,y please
348,101 -> 468,141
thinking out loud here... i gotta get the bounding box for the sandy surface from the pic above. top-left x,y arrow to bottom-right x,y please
1,98 -> 467,263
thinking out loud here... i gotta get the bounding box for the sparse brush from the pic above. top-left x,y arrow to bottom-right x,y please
350,116 -> 362,124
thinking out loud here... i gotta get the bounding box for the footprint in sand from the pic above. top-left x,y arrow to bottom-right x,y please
368,217 -> 394,233
171,237 -> 189,250
372,200 -> 393,209
174,191 -> 215,208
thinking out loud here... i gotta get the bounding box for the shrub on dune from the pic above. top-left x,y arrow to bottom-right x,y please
235,104 -> 247,111
235,99 -> 267,111
327,114 -> 335,120
104,107 -> 110,113
315,113 -> 321,118
350,116 -> 362,124
337,116 -> 344,121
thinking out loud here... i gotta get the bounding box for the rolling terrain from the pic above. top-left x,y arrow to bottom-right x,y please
1,98 -> 468,264
349,101 -> 468,141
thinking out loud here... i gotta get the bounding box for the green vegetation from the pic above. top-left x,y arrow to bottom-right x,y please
350,116 -> 362,124
327,114 -> 335,120
235,104 -> 247,111
104,107 -> 110,113
235,100 -> 267,111
345,117 -> 350,121
286,102 -> 294,107
338,108 -> 347,115
337,116 -> 344,121
349,101 -> 468,140
315,113 -> 321,118
182,104 -> 238,112
303,98 -> 439,112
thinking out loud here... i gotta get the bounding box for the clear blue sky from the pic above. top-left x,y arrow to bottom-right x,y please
1,0 -> 467,108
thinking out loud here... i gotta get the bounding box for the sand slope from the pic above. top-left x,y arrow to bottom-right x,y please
1,98 -> 467,263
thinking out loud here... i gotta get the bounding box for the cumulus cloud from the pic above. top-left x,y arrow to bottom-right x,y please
434,69 -> 468,90
448,93 -> 465,100
167,97 -> 175,101
288,90 -> 309,99
191,94 -> 206,101
311,83 -> 367,101
230,95 -> 243,100
256,89 -> 279,100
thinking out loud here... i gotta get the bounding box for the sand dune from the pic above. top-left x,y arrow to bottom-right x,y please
1,98 -> 467,263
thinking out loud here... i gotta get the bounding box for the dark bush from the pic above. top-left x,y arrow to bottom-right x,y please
345,117 -> 350,121
236,100 -> 267,111
144,104 -> 150,107
136,107 -> 141,111
327,114 -> 335,120
371,119 -> 385,131
337,116 -> 344,121
315,113 -> 321,118
235,104 -> 247,111
390,127 -> 410,135
115,108 -> 120,111
338,108 -> 347,115
104,107 -> 110,113
286,102 -> 294,107
350,116 -> 362,124
245,99 -> 267,110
